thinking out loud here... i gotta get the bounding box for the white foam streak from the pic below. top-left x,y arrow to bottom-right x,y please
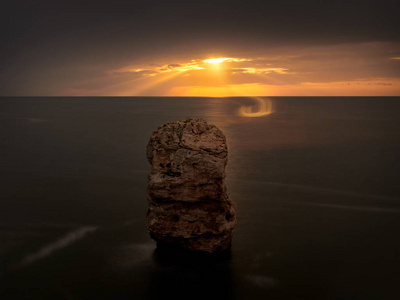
229,179 -> 400,202
246,274 -> 278,288
306,203 -> 400,213
14,226 -> 97,268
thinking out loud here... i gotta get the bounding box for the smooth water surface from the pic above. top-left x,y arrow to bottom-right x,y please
1,97 -> 399,299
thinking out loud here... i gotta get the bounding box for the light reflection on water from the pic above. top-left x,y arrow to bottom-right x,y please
238,97 -> 275,118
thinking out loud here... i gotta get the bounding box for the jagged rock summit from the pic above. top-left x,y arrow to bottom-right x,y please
146,118 -> 236,253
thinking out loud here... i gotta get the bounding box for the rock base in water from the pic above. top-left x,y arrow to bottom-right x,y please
146,119 -> 236,253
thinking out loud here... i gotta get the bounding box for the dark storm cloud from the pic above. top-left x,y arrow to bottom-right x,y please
0,0 -> 399,95
2,0 -> 399,55
10,1 -> 400,37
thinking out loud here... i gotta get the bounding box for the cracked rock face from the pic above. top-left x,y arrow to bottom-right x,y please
146,119 -> 236,253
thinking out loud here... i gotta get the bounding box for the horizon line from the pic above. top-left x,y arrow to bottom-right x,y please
1,95 -> 399,98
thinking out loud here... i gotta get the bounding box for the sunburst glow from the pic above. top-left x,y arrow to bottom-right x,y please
203,58 -> 230,64
97,45 -> 400,97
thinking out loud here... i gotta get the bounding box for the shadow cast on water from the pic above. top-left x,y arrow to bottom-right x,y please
146,243 -> 235,299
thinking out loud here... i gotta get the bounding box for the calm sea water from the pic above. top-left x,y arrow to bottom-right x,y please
1,97 -> 399,299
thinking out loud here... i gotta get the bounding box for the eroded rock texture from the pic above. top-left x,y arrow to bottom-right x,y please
146,119 -> 236,253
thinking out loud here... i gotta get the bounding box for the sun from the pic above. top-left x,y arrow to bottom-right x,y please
203,58 -> 230,64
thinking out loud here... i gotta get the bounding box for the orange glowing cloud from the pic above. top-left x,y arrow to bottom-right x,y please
58,41 -> 400,96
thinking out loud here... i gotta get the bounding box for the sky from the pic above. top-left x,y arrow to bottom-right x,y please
1,0 -> 399,96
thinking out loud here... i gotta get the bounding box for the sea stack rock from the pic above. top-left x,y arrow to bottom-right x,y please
146,119 -> 236,253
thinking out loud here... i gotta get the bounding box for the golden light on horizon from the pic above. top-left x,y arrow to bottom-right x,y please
167,84 -> 270,97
